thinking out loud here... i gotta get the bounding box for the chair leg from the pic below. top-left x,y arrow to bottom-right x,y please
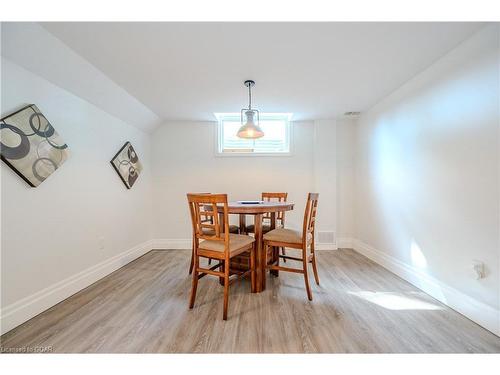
189,251 -> 194,275
311,243 -> 320,285
219,259 -> 225,285
250,245 -> 256,293
269,246 -> 278,277
263,242 -> 268,290
208,258 -> 212,266
223,259 -> 230,320
274,246 -> 279,277
189,244 -> 194,275
189,253 -> 199,308
282,247 -> 286,263
302,249 -> 313,301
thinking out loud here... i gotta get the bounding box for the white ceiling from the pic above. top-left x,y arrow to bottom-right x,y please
2,23 -> 161,132
41,22 -> 483,123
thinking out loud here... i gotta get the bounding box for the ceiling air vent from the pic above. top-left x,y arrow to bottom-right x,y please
344,111 -> 361,117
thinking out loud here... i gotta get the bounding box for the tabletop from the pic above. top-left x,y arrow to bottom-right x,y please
217,201 -> 294,214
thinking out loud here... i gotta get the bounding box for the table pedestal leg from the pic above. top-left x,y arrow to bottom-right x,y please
270,212 -> 276,231
254,214 -> 264,292
239,214 -> 246,234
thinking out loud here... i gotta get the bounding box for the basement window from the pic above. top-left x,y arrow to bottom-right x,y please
215,113 -> 292,156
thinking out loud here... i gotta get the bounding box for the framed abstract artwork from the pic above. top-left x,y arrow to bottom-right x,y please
110,141 -> 142,189
0,104 -> 69,187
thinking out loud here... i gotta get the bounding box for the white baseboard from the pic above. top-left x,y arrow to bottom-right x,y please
151,238 -> 339,251
151,238 -> 191,250
352,239 -> 500,337
316,237 -> 354,250
0,239 -> 153,335
337,237 -> 354,249
315,242 -> 337,250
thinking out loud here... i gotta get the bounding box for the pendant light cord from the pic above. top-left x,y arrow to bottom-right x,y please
248,84 -> 252,110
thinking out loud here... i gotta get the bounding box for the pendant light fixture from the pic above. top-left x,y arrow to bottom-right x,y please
237,80 -> 264,139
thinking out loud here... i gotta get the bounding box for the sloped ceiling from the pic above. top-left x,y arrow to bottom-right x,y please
3,22 -> 485,131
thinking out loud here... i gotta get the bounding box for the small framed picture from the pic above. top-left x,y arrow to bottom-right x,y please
0,104 -> 69,187
110,141 -> 142,189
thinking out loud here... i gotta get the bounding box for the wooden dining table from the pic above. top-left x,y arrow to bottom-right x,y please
213,201 -> 294,292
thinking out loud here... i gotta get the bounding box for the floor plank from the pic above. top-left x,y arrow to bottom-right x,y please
1,249 -> 499,353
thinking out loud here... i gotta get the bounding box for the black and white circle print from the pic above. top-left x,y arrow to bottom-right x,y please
0,104 -> 69,187
110,142 -> 143,189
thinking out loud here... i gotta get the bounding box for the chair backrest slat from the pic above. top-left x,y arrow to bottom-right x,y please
302,193 -> 319,245
187,193 -> 230,256
262,192 -> 288,226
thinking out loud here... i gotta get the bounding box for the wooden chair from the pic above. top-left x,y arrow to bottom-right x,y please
188,193 -> 240,274
245,192 -> 288,232
187,193 -> 256,320
245,192 -> 288,261
263,193 -> 320,301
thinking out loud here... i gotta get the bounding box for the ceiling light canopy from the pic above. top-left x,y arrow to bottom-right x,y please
237,80 -> 264,139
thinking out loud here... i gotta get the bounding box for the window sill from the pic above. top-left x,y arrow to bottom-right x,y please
215,151 -> 293,157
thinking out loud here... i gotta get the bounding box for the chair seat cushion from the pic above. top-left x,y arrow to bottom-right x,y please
202,225 -> 239,235
199,234 -> 255,253
245,224 -> 271,233
263,228 -> 312,245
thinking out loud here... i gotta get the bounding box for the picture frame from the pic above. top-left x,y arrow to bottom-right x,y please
0,104 -> 69,187
110,141 -> 142,189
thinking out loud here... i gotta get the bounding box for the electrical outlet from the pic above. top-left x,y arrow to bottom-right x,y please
472,260 -> 485,280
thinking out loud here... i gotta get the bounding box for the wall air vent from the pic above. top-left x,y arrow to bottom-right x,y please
344,111 -> 361,117
317,231 -> 335,245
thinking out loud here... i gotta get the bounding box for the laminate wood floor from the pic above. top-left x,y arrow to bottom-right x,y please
1,249 -> 500,353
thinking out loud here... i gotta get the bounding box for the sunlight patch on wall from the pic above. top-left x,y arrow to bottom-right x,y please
410,240 -> 428,269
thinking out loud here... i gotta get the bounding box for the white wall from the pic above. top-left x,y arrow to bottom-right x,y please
354,25 -> 500,334
313,120 -> 337,245
151,120 -> 314,240
0,58 -> 153,334
150,119 -> 355,248
336,119 -> 356,243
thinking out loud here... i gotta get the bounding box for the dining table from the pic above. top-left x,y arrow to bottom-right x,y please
213,201 -> 294,292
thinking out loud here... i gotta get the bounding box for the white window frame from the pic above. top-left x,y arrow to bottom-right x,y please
214,113 -> 293,157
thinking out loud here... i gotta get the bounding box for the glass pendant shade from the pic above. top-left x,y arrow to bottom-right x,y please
236,80 -> 264,139
237,110 -> 264,139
